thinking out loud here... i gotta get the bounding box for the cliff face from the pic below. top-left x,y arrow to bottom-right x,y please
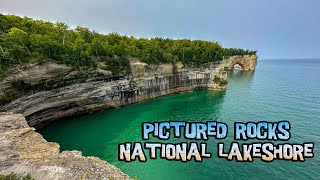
0,56 -> 257,128
0,112 -> 130,180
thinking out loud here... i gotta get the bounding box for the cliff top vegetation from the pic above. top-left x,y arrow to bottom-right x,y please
0,14 -> 256,77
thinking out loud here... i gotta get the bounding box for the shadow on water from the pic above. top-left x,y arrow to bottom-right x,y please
225,70 -> 256,102
228,70 -> 255,85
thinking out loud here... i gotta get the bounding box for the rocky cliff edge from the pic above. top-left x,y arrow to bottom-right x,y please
0,112 -> 131,180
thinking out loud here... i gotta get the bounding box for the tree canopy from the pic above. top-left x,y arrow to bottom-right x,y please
0,14 -> 257,76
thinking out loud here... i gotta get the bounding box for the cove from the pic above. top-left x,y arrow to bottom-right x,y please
39,59 -> 320,180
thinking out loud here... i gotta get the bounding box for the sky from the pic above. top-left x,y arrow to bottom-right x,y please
1,0 -> 320,59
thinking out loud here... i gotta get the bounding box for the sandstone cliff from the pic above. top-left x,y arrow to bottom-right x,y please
0,112 -> 130,180
0,56 -> 257,128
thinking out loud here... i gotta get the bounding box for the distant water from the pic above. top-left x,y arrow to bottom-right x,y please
40,59 -> 320,179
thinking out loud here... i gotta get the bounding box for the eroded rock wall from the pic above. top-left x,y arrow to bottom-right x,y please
0,56 -> 256,128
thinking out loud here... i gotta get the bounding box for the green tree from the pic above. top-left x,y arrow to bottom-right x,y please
7,27 -> 31,56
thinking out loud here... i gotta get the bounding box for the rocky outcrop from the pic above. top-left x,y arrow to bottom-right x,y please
0,56 -> 256,128
0,112 -> 131,180
223,55 -> 258,71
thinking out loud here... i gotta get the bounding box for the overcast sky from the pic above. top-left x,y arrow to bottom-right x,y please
1,0 -> 320,59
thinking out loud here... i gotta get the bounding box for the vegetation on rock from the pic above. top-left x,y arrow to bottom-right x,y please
213,75 -> 228,86
0,172 -> 34,180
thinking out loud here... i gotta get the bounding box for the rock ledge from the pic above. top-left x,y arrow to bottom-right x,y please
0,112 -> 131,180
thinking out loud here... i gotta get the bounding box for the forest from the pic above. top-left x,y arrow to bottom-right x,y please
0,14 -> 257,76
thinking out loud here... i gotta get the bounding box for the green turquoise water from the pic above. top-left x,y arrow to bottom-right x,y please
39,59 -> 320,179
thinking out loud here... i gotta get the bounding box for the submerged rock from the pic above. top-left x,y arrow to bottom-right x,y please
0,112 -> 131,180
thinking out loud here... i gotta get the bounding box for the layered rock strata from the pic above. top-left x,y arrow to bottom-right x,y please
0,56 -> 257,128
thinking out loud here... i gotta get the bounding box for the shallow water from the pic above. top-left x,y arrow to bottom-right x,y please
40,59 -> 320,179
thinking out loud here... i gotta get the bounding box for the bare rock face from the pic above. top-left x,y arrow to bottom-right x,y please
0,112 -> 131,180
